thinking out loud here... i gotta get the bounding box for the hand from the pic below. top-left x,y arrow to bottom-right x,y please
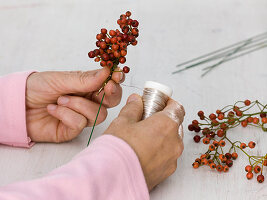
104,94 -> 185,191
26,67 -> 124,143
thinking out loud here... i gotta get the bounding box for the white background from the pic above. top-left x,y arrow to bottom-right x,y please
0,0 -> 267,199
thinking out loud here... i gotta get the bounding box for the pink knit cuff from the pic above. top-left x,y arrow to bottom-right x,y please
0,71 -> 35,148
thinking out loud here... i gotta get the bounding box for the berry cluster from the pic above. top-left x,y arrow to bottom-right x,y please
88,11 -> 139,92
189,100 -> 267,183
86,11 -> 139,146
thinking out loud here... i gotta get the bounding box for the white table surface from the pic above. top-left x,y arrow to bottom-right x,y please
0,0 -> 267,199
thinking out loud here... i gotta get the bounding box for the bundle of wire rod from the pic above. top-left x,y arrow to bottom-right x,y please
173,31 -> 267,77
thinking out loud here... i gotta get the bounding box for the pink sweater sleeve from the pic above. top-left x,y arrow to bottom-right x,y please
0,71 -> 34,147
0,135 -> 149,200
0,72 -> 149,200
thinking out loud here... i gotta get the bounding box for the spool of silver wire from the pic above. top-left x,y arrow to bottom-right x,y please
142,81 -> 173,119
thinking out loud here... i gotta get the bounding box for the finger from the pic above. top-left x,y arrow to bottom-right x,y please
160,99 -> 185,126
45,67 -> 111,94
57,96 -> 107,126
118,93 -> 143,123
47,104 -> 87,138
178,125 -> 184,139
111,67 -> 125,83
92,80 -> 122,108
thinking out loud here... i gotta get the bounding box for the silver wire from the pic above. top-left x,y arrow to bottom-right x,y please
142,88 -> 169,119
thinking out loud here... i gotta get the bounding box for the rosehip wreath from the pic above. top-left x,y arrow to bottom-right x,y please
189,100 -> 267,183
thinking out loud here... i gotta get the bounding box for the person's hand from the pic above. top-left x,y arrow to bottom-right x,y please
26,67 -> 124,143
104,94 -> 185,191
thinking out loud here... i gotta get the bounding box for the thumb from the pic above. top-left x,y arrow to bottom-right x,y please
49,67 -> 111,94
118,94 -> 143,123
160,99 -> 185,126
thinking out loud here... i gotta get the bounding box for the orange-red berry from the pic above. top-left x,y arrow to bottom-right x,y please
228,111 -> 235,117
253,117 -> 259,124
218,113 -> 224,120
192,120 -> 199,126
226,159 -> 233,167
244,100 -> 251,106
209,113 -> 216,120
112,44 -> 119,51
119,56 -> 126,64
217,129 -> 225,137
213,140 -> 219,147
201,158 -> 208,165
223,165 -> 229,172
107,61 -> 113,68
208,160 -> 213,165
88,51 -> 95,58
209,144 -> 215,151
220,123 -> 228,130
254,165 -> 261,174
193,135 -> 201,143
222,157 -> 227,163
200,154 -> 207,159
248,141 -> 256,149
241,120 -> 248,127
262,118 -> 267,124
109,30 -> 116,36
257,175 -> 264,183
232,152 -> 238,160
198,111 -> 204,117
246,172 -> 253,180
216,109 -> 221,114
123,66 -> 130,73
240,143 -> 246,149
101,28 -> 107,34
100,41 -> 107,49
192,162 -> 199,169
219,140 -> 226,147
216,165 -> 223,172
210,163 -> 216,169
245,165 -> 252,172
219,154 -> 225,161
225,153 -> 232,159
126,11 -> 131,17
96,33 -> 104,40
236,110 -> 243,117
120,50 -> 127,56
247,117 -> 253,123
203,138 -> 210,145
100,60 -> 106,67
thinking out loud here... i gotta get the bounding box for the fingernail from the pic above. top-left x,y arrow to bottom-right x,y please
58,96 -> 69,105
47,104 -> 57,111
127,94 -> 139,103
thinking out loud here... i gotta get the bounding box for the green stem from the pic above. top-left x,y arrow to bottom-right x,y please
87,92 -> 106,146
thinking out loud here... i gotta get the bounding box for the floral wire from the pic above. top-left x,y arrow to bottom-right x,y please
87,92 -> 105,146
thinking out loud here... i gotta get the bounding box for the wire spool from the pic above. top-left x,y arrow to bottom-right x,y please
142,81 -> 173,119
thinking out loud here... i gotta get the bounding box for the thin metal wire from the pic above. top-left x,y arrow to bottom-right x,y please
142,88 -> 169,119
176,31 -> 267,68
201,43 -> 267,76
121,83 -> 142,91
87,92 -> 105,146
173,31 -> 267,76
173,38 -> 267,74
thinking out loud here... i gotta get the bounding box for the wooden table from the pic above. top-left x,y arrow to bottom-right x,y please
0,0 -> 267,199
